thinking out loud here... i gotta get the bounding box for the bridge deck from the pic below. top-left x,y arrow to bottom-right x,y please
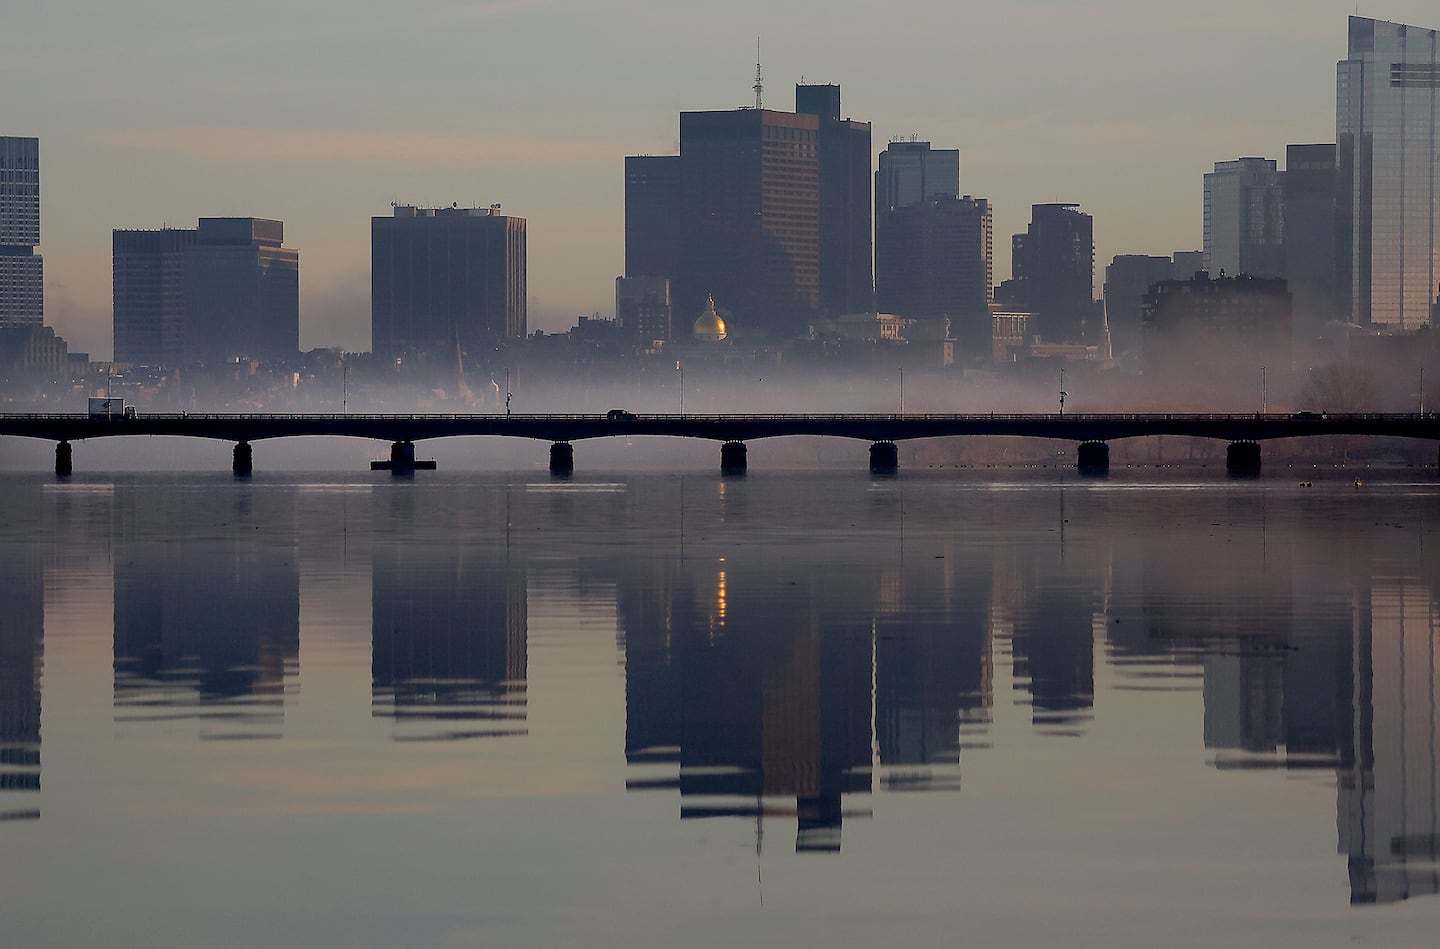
2,412 -> 1439,444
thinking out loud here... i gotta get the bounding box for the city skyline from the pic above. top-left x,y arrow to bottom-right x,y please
5,1 -> 1438,358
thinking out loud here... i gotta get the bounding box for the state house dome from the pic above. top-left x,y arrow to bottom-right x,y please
692,294 -> 728,342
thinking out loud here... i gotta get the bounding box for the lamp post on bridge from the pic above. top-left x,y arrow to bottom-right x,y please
505,366 -> 511,416
1059,366 -> 1067,416
1261,366 -> 1267,414
676,361 -> 684,416
898,368 -> 905,416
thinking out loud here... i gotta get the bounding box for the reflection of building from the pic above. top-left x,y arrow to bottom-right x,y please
113,493 -> 299,733
620,558 -> 871,853
1339,580 -> 1440,904
371,205 -> 526,360
0,136 -> 42,330
371,544 -> 527,741
1203,158 -> 1285,280
1338,17 -> 1440,328
0,549 -> 42,821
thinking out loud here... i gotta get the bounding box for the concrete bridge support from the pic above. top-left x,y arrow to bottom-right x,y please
390,440 -> 416,470
549,441 -> 574,476
1227,441 -> 1262,477
55,441 -> 72,477
720,441 -> 747,475
1077,441 -> 1110,476
233,441 -> 253,476
870,441 -> 899,474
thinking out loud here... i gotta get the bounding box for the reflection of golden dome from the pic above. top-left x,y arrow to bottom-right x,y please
693,294 -> 728,341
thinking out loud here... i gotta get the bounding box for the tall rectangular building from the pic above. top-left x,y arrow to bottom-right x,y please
1338,16 -> 1440,328
875,195 -> 992,348
371,205 -> 526,360
998,204 -> 1095,344
875,140 -> 960,214
0,136 -> 42,329
1103,255 -> 1178,358
1284,143 -> 1340,333
184,218 -> 299,364
678,108 -> 820,337
1203,157 -> 1286,279
798,84 -> 873,316
113,228 -> 199,366
624,156 -> 681,280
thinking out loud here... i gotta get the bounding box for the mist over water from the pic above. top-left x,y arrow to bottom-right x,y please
3,470 -> 1440,946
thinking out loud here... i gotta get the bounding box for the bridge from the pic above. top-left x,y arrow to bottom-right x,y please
3,411 -> 1438,476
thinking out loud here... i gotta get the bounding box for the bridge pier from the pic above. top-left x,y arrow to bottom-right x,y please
369,440 -> 436,474
55,441 -> 72,477
1077,441 -> 1110,476
232,441 -> 253,477
1227,441 -> 1262,477
870,441 -> 899,475
720,441 -> 747,475
549,441 -> 574,476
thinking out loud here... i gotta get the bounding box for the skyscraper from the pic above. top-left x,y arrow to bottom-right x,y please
875,195 -> 992,347
875,139 -> 960,214
1338,16 -> 1440,328
997,204 -> 1096,344
184,218 -> 299,364
371,205 -> 526,360
1203,158 -> 1286,280
113,228 -> 199,366
1103,254 -> 1179,358
625,83 -> 872,339
1284,143 -> 1340,332
797,84 -> 873,316
0,136 -> 42,329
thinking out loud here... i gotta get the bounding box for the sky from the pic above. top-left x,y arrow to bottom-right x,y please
5,0 -> 1439,359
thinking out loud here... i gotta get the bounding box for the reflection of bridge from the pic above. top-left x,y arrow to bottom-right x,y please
4,412 -> 1440,476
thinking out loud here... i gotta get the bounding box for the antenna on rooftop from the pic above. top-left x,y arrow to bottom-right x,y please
753,37 -> 763,110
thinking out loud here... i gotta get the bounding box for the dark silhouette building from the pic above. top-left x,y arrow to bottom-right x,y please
875,194 -> 992,354
183,217 -> 299,364
1142,272 -> 1292,377
624,156 -> 681,282
996,203 -> 1096,344
1204,158 -> 1286,280
615,276 -> 672,345
112,227 -> 199,366
625,84 -> 872,339
371,205 -> 527,361
1284,143 -> 1340,334
797,84 -> 873,317
1103,254 -> 1180,359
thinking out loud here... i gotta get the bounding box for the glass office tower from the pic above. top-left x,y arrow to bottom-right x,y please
1338,16 -> 1440,328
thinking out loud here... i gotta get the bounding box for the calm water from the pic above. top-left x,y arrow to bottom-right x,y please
3,469 -> 1440,947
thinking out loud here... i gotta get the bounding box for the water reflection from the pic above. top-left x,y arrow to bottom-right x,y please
112,488 -> 299,738
0,548 -> 42,821
4,474 -> 1440,916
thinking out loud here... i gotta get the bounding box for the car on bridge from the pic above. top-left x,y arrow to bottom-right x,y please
606,409 -> 635,421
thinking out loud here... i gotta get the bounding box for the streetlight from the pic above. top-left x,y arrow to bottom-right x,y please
898,368 -> 905,416
676,361 -> 684,416
1260,366 -> 1267,415
1421,366 -> 1427,415
1059,366 -> 1067,416
342,357 -> 348,415
505,366 -> 511,416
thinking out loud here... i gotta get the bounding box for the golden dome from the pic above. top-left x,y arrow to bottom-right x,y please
693,294 -> 728,341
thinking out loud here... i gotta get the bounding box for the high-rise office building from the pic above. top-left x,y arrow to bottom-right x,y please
997,204 -> 1096,344
624,156 -> 681,281
875,139 -> 960,214
371,205 -> 526,360
615,276 -> 672,345
1103,255 -> 1179,358
875,195 -> 992,348
797,84 -> 873,316
625,84 -> 872,338
1203,158 -> 1286,280
184,218 -> 299,364
113,228 -> 199,366
1338,16 -> 1440,328
1284,143 -> 1340,332
0,136 -> 42,329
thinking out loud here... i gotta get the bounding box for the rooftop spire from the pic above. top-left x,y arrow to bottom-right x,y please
753,38 -> 763,110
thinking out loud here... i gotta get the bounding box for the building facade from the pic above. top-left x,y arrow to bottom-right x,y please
798,84 -> 873,317
184,218 -> 299,364
1203,157 -> 1286,280
113,228 -> 199,366
371,205 -> 526,361
875,195 -> 992,352
0,136 -> 42,330
997,204 -> 1096,345
875,140 -> 959,214
1284,143 -> 1340,333
615,276 -> 672,346
624,156 -> 681,282
1141,272 -> 1292,377
1338,16 -> 1440,328
1103,255 -> 1180,359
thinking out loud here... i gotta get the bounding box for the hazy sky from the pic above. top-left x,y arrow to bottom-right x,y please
5,1 -> 1437,358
